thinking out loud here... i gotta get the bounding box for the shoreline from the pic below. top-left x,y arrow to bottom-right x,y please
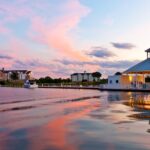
1,85 -> 150,92
38,86 -> 150,92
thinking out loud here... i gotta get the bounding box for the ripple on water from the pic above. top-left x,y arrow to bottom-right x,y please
0,88 -> 150,150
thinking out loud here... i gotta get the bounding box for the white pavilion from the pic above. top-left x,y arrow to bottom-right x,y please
106,49 -> 150,90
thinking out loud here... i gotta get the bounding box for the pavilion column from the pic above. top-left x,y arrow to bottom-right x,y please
143,74 -> 145,84
135,74 -> 137,88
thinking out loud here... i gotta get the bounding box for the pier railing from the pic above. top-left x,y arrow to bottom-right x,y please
101,83 -> 150,90
37,83 -> 150,91
38,83 -> 100,89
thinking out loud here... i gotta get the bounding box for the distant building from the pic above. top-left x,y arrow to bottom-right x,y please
0,68 -> 32,80
0,70 -> 6,80
71,72 -> 99,82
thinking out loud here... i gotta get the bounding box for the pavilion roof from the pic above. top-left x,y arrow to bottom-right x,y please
145,48 -> 150,52
124,58 -> 150,74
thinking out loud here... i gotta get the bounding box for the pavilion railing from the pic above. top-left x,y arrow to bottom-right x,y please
101,83 -> 150,90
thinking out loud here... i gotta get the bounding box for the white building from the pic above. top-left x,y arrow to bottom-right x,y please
107,74 -> 145,89
0,69 -> 32,80
105,49 -> 150,90
71,72 -> 99,82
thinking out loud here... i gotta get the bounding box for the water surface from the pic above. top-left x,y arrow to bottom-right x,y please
0,87 -> 150,150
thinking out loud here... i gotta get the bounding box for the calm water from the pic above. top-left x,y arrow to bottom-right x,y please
0,87 -> 150,150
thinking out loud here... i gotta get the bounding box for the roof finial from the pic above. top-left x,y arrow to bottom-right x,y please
145,48 -> 150,59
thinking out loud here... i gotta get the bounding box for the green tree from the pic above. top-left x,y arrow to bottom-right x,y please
10,72 -> 19,80
37,76 -> 53,83
92,72 -> 102,80
115,72 -> 122,75
62,78 -> 71,83
44,76 -> 53,83
37,76 -> 71,84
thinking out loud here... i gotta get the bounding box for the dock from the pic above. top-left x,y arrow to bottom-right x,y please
38,85 -> 150,92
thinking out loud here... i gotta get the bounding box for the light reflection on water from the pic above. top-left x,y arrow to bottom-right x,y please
0,87 -> 150,150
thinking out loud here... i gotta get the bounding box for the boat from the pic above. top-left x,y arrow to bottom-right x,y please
24,80 -> 38,89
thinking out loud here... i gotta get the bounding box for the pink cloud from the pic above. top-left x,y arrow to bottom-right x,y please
0,0 -> 96,78
0,59 -> 12,68
5,37 -> 32,60
0,0 -> 91,61
0,24 -> 10,34
0,2 -> 32,23
29,0 -> 90,61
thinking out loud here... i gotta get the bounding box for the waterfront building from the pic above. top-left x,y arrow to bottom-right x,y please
0,69 -> 6,80
71,71 -> 99,82
0,68 -> 32,80
106,49 -> 150,89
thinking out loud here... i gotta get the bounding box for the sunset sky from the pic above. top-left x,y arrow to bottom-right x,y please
0,0 -> 150,78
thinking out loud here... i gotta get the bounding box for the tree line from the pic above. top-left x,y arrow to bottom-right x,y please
36,76 -> 71,84
36,72 -> 106,84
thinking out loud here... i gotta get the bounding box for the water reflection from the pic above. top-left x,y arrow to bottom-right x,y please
27,100 -> 100,150
0,88 -> 150,150
123,93 -> 150,134
0,88 -> 102,150
124,93 -> 150,110
123,92 -> 150,113
107,92 -> 131,102
103,91 -> 150,136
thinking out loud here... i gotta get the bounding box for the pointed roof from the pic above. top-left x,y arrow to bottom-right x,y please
145,48 -> 150,52
124,58 -> 150,74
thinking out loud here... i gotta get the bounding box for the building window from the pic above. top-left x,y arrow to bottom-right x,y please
110,80 -> 112,84
116,80 -> 119,84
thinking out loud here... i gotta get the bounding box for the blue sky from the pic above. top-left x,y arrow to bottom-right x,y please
0,0 -> 150,78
